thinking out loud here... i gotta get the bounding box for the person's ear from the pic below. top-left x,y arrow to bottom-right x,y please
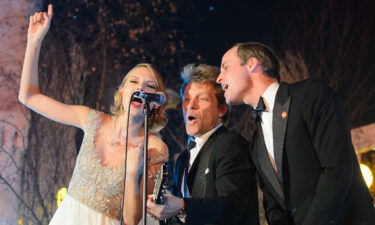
218,105 -> 228,118
245,57 -> 259,73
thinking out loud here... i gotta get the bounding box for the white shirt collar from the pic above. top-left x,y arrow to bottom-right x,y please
261,82 -> 279,112
193,123 -> 223,149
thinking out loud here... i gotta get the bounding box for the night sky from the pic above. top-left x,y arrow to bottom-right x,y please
187,0 -> 374,65
187,0 -> 287,65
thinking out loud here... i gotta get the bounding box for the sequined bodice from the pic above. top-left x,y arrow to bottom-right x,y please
68,110 -> 125,219
68,110 -> 168,219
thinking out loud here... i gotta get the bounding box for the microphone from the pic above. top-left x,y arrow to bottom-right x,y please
132,91 -> 166,106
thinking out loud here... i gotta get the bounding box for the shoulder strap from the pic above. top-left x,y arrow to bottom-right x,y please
84,109 -> 101,132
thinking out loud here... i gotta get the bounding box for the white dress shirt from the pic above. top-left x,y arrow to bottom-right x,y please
189,123 -> 223,169
181,123 -> 223,198
258,82 -> 279,170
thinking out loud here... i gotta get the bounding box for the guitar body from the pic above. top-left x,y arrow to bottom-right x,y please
149,163 -> 183,225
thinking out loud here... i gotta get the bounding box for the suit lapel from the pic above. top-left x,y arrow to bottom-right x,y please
254,124 -> 284,201
187,126 -> 225,193
173,150 -> 189,197
272,82 -> 291,183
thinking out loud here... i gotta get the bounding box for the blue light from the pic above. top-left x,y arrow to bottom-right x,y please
209,6 -> 214,11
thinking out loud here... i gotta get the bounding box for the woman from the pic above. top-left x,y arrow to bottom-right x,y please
19,5 -> 168,225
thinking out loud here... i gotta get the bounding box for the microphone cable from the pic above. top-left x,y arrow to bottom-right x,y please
119,92 -> 134,225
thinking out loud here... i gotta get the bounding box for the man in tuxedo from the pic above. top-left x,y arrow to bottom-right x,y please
216,42 -> 375,225
147,64 -> 259,225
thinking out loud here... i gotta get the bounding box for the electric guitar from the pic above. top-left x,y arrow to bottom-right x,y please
152,163 -> 169,225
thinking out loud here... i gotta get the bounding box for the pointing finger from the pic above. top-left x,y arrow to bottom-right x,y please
47,4 -> 53,17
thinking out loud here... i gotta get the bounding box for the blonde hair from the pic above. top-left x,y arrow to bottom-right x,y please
110,63 -> 168,133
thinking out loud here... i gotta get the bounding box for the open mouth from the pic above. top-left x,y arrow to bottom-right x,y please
187,115 -> 196,121
221,84 -> 228,90
131,96 -> 143,103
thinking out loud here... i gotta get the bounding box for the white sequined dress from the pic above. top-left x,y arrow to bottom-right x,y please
49,110 -> 166,225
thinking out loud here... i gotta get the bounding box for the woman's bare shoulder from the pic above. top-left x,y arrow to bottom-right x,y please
148,134 -> 168,163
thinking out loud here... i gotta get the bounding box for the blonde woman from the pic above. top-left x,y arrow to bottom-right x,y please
19,5 -> 168,225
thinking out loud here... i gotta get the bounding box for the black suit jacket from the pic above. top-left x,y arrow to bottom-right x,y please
174,126 -> 259,225
251,78 -> 375,225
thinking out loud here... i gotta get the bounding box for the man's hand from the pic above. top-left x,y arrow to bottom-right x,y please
147,192 -> 185,220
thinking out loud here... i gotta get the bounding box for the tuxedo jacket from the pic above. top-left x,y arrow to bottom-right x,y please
251,78 -> 375,225
173,126 -> 259,225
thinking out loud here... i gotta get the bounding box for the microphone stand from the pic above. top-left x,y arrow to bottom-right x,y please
142,101 -> 151,225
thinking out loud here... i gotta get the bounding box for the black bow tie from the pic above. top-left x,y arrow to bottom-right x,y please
250,97 -> 266,121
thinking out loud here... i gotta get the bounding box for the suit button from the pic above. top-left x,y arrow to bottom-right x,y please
329,220 -> 335,224
292,208 -> 297,214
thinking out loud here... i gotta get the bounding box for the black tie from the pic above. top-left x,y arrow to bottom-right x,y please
187,138 -> 197,152
251,97 -> 266,122
182,138 -> 196,196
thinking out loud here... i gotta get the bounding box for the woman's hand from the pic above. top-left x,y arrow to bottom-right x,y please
28,4 -> 53,44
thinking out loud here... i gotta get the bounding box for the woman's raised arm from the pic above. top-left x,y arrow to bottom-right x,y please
19,4 -> 90,129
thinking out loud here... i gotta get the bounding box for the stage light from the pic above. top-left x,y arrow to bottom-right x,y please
360,164 -> 373,188
56,187 -> 68,207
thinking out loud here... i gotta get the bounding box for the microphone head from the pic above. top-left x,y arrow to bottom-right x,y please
131,90 -> 166,106
156,92 -> 167,106
131,91 -> 143,102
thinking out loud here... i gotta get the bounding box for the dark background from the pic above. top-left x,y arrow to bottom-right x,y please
189,0 -> 281,64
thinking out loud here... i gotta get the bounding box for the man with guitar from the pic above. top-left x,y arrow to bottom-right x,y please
147,64 -> 260,225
